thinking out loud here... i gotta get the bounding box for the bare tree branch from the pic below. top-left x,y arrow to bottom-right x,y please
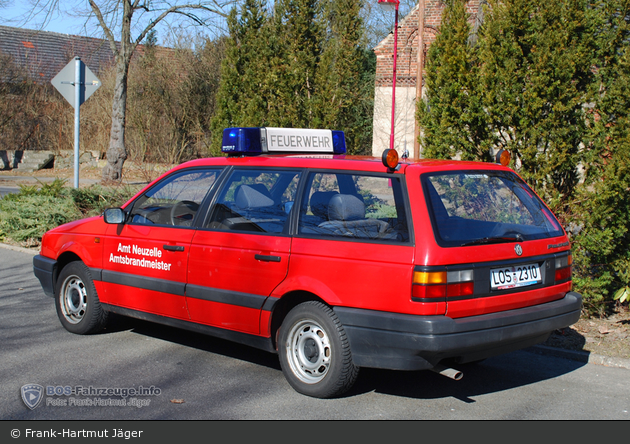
132,4 -> 229,50
88,0 -> 120,56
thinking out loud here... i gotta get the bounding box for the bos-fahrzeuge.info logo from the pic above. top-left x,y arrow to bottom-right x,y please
20,384 -> 160,410
21,384 -> 44,410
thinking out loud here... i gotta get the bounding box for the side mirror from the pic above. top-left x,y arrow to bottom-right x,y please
103,208 -> 126,224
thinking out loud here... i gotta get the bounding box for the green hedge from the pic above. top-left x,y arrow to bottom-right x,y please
0,179 -> 138,246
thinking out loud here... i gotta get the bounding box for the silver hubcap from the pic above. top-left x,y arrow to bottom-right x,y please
286,320 -> 331,384
60,275 -> 87,324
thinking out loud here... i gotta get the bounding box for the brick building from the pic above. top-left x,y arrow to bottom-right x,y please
371,1 -> 483,158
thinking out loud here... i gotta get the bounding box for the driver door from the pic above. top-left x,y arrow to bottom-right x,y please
101,168 -> 221,320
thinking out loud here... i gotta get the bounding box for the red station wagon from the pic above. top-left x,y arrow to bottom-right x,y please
33,127 -> 582,398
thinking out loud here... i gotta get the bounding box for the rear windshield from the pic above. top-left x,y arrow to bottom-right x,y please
422,170 -> 564,247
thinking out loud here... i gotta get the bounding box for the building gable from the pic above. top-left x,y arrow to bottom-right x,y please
372,1 -> 483,158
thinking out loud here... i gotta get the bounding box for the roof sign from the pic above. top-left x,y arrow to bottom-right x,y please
222,127 -> 346,156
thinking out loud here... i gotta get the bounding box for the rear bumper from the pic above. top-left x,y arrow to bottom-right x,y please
33,254 -> 57,298
334,291 -> 582,371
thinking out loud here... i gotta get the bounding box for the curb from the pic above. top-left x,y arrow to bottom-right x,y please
0,242 -> 39,255
2,242 -> 629,371
527,344 -> 630,370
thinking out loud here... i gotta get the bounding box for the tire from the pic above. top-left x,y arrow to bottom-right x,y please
278,301 -> 359,398
55,261 -> 108,335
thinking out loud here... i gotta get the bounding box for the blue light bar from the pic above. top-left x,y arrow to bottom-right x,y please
222,127 -> 346,156
221,128 -> 262,155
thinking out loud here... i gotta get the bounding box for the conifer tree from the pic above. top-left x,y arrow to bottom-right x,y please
211,0 -> 374,154
267,0 -> 324,128
346,47 -> 377,155
314,0 -> 371,154
568,0 -> 630,313
210,0 -> 270,153
416,0 -> 491,161
478,0 -> 597,205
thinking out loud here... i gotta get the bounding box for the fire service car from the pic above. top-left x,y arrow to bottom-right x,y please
33,127 -> 582,398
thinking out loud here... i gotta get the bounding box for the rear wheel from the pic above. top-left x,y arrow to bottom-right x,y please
55,261 -> 108,335
278,301 -> 359,398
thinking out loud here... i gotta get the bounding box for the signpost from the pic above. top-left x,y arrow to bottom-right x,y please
51,57 -> 101,188
378,0 -> 400,154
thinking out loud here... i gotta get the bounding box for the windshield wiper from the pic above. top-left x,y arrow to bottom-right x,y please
461,234 -> 523,247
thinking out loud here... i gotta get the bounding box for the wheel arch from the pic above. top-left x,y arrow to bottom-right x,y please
52,251 -> 83,291
56,251 -> 83,273
269,290 -> 328,351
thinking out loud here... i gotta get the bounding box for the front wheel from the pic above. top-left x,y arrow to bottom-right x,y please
278,301 -> 359,398
55,261 -> 108,335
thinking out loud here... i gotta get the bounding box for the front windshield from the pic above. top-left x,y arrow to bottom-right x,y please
422,170 -> 564,247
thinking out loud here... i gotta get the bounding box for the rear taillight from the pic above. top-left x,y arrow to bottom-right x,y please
412,269 -> 474,302
555,254 -> 572,284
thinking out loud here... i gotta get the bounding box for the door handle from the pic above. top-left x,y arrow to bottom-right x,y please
163,245 -> 185,252
255,254 -> 281,263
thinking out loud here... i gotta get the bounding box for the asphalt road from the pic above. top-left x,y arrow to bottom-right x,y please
1,246 -> 629,420
0,187 -> 19,198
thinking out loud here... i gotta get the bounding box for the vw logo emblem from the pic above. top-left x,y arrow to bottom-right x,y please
515,244 -> 523,256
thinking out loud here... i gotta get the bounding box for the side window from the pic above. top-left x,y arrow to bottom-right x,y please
298,172 -> 410,242
129,169 -> 220,227
206,169 -> 301,233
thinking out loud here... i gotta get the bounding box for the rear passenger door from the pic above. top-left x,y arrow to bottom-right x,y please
186,168 -> 301,335
290,171 -> 415,313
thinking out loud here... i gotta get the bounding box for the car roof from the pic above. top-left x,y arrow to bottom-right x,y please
172,154 -> 511,175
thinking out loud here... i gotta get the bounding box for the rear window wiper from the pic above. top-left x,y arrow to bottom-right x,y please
461,234 -> 523,246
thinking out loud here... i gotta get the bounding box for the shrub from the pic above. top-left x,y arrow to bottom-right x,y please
70,184 -> 138,217
0,180 -> 139,247
0,194 -> 80,243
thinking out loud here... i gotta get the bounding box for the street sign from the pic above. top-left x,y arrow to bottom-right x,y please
51,57 -> 102,188
51,58 -> 101,107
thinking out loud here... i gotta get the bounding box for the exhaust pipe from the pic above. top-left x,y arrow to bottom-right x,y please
431,364 -> 463,380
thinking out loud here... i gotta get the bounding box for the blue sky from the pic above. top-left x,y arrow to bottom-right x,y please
1,1 -> 416,47
1,1 -> 97,36
0,1 -> 230,45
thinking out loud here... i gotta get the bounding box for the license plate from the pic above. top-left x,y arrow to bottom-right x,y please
490,263 -> 541,290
